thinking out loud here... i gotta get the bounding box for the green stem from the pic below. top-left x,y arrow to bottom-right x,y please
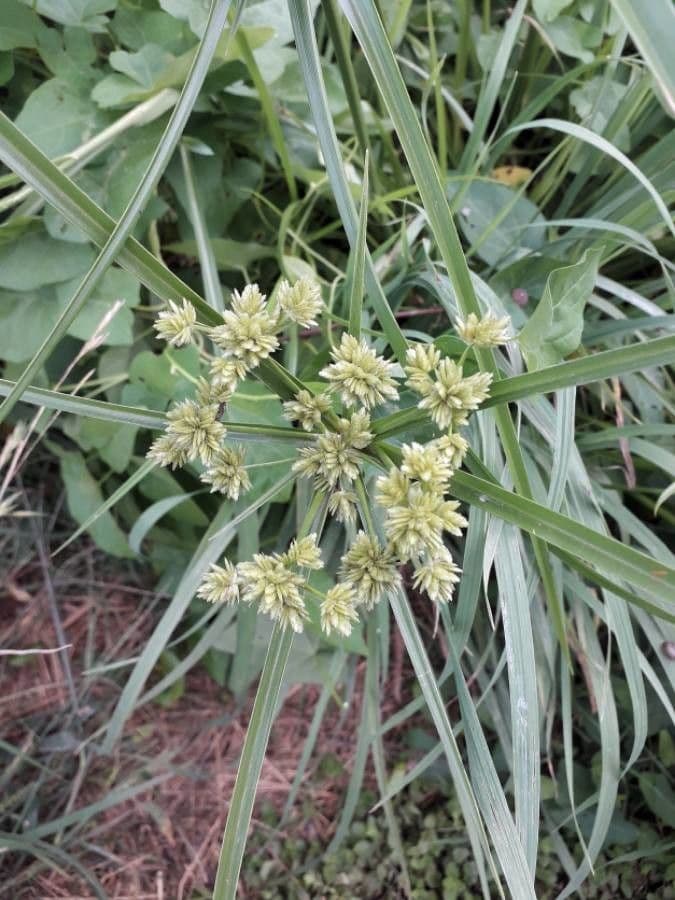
322,0 -> 371,165
234,28 -> 297,200
212,491 -> 325,898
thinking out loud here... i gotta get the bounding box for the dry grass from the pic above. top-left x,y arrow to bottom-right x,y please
0,513 -> 421,899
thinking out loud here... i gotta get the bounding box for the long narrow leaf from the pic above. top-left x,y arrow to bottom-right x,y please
445,631 -> 537,898
451,471 -> 675,617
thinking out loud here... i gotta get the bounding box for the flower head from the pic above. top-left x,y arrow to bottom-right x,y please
285,533 -> 323,569
283,390 -> 332,431
404,343 -> 441,394
340,532 -> 401,610
201,446 -> 251,500
375,468 -> 411,510
385,484 -> 466,560
400,442 -> 453,492
197,560 -> 240,604
456,312 -> 510,348
412,550 -> 461,603
278,277 -> 323,328
416,359 -> 492,430
321,334 -> 399,410
208,284 -> 279,371
321,583 -> 359,637
433,432 -> 469,469
293,412 -> 372,489
164,399 -> 226,464
154,298 -> 197,346
147,432 -> 189,470
209,357 -> 248,394
327,489 -> 358,525
196,376 -> 233,407
238,552 -> 308,632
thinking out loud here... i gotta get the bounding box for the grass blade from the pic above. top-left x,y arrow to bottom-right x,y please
213,624 -> 293,899
445,628 -> 537,898
459,0 -> 527,171
0,379 -> 309,440
0,0 -> 235,425
558,602 -> 620,898
451,471 -> 675,618
234,27 -> 297,201
212,491 -> 326,898
609,0 -> 675,115
494,527 -> 540,874
505,119 -> 675,236
179,142 -> 224,312
347,157 -> 369,338
288,0 -> 408,363
389,588 -> 495,898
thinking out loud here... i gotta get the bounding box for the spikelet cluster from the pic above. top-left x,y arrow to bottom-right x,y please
404,344 -> 492,430
154,298 -> 197,346
375,439 -> 466,603
293,411 -> 372,490
200,534 -> 324,633
148,276 -> 326,498
321,333 -> 399,410
456,312 -> 510,348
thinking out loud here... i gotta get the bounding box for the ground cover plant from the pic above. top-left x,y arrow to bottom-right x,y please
0,0 -> 674,897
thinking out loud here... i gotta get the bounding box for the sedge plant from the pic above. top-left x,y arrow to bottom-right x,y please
0,0 -> 674,897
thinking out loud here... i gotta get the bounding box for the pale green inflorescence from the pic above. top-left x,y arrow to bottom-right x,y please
237,534 -> 323,633
283,389 -> 332,431
340,532 -> 402,611
149,277 -> 506,636
208,284 -> 280,372
321,583 -> 359,637
321,333 -> 399,410
197,559 -> 240,605
201,446 -> 251,501
456,312 -> 511,348
277,276 -> 323,328
405,350 -> 492,430
293,411 -> 373,490
154,298 -> 197,347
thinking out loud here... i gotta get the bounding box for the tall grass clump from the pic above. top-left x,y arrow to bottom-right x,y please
0,0 -> 673,897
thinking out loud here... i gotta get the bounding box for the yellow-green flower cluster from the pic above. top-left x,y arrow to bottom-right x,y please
207,284 -> 280,374
320,583 -> 359,637
456,312 -> 510,348
405,344 -> 492,430
293,411 -> 372,490
154,298 -> 197,346
148,400 -> 226,468
200,534 -> 324,633
321,333 -> 399,410
374,439 -> 468,603
201,446 -> 251,501
283,389 -> 332,431
152,276 -> 509,635
277,277 -> 323,328
339,532 -> 401,610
